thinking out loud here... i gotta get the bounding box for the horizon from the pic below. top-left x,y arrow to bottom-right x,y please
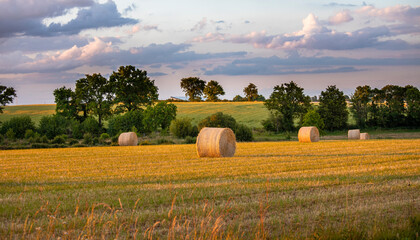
1,0 -> 419,105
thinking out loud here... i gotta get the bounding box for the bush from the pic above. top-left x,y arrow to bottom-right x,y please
52,135 -> 66,144
0,134 -> 3,143
40,135 -> 49,143
81,117 -> 102,136
235,124 -> 253,142
31,143 -> 50,149
0,116 -> 36,139
184,136 -> 196,144
68,139 -> 79,145
302,109 -> 325,135
83,133 -> 93,145
5,128 -> 15,140
38,114 -> 70,139
24,129 -> 36,139
108,110 -> 144,137
157,138 -> 175,145
100,133 -> 110,141
170,118 -> 198,139
198,112 -> 236,130
143,101 -> 177,132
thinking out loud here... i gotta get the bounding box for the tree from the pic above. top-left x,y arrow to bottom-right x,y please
143,101 -> 177,132
350,85 -> 371,128
264,81 -> 311,131
243,83 -> 258,101
302,108 -> 325,134
110,65 -> 159,112
232,95 -> 245,102
318,85 -> 348,131
180,77 -> 206,101
256,95 -> 266,101
54,86 -> 79,120
405,85 -> 420,127
83,74 -> 114,126
382,85 -> 405,127
203,80 -> 225,101
0,85 -> 16,114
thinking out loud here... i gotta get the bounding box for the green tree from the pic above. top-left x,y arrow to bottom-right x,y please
53,86 -> 79,120
0,116 -> 36,139
110,65 -> 159,112
203,80 -> 225,101
198,112 -> 237,130
232,95 -> 245,102
318,85 -> 348,131
405,85 -> 420,127
0,85 -> 16,114
302,108 -> 325,134
243,83 -> 258,101
256,95 -> 266,101
143,101 -> 177,132
382,85 -> 405,127
264,81 -> 311,131
180,77 -> 206,101
169,118 -> 198,139
83,74 -> 114,126
350,85 -> 371,128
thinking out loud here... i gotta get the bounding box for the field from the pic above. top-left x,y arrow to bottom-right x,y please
1,139 -> 419,239
0,102 -> 268,128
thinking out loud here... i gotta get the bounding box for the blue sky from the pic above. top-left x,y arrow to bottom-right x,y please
1,0 -> 419,104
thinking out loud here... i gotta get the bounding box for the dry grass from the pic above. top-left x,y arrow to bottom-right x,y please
0,139 -> 419,239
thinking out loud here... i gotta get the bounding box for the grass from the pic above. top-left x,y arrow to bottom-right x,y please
0,102 -> 269,128
0,139 -> 419,239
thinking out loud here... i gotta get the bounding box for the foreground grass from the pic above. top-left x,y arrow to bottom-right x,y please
0,139 -> 419,239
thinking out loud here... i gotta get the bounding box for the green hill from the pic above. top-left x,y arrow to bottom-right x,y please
0,102 -> 269,128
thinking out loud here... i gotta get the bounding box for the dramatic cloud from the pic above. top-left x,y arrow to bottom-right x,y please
193,12 -> 419,51
204,55 -> 420,76
328,10 -> 354,25
0,0 -> 138,37
0,39 -> 246,74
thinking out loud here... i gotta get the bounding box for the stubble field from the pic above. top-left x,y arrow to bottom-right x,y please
0,139 -> 419,239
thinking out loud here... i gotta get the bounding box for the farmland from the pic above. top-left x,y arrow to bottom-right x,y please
1,139 -> 419,239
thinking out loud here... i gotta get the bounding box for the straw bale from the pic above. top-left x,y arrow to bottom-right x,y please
298,126 -> 320,143
360,133 -> 370,140
196,127 -> 236,157
348,129 -> 360,140
118,132 -> 138,146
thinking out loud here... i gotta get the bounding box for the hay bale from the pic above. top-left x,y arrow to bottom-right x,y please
118,132 -> 138,146
360,133 -> 370,140
298,126 -> 320,143
196,127 -> 236,157
348,129 -> 360,140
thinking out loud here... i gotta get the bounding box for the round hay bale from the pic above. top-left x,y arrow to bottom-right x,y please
196,127 -> 236,157
348,129 -> 360,140
118,132 -> 138,146
360,133 -> 370,140
298,126 -> 320,143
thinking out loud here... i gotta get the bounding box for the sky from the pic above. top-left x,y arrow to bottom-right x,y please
1,0 -> 419,104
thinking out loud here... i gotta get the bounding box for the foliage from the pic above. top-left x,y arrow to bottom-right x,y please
83,133 -> 93,145
0,116 -> 36,139
264,81 -> 311,131
5,128 -> 15,139
143,101 -> 177,132
203,80 -> 225,101
81,117 -> 102,136
256,94 -> 266,101
262,112 -> 283,133
24,129 -> 36,139
405,85 -> 420,127
110,65 -> 159,112
350,85 -> 371,128
235,124 -> 253,141
38,114 -> 70,139
318,85 -> 348,131
302,108 -> 325,135
52,135 -> 66,144
180,77 -> 206,101
107,110 -> 144,137
232,95 -> 245,102
169,118 -> 198,139
198,112 -> 237,130
243,83 -> 258,101
53,86 -> 79,120
0,85 -> 16,114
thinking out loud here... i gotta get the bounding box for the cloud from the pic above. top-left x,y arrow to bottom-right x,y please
356,5 -> 420,24
329,10 -> 354,25
127,24 -> 160,34
193,12 -> 419,51
204,55 -> 420,76
0,39 -> 247,74
324,2 -> 357,7
0,0 -> 138,37
191,18 -> 208,31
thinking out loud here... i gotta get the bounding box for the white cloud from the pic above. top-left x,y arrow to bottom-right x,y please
356,5 -> 420,24
329,10 -> 354,25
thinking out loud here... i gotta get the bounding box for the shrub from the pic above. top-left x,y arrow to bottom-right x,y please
143,101 -> 177,132
81,117 -> 102,136
170,118 -> 198,139
0,116 -> 36,139
31,143 -> 50,149
68,139 -> 79,145
40,135 -> 49,143
302,109 -> 325,135
83,133 -> 93,145
5,128 -> 15,140
0,134 -> 3,143
100,133 -> 110,141
108,110 -> 144,137
184,136 -> 196,144
198,112 -> 236,130
24,129 -> 36,139
235,124 -> 253,142
38,114 -> 70,139
157,138 -> 175,145
52,135 -> 66,144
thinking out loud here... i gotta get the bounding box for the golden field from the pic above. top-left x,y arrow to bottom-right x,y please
0,139 -> 419,239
